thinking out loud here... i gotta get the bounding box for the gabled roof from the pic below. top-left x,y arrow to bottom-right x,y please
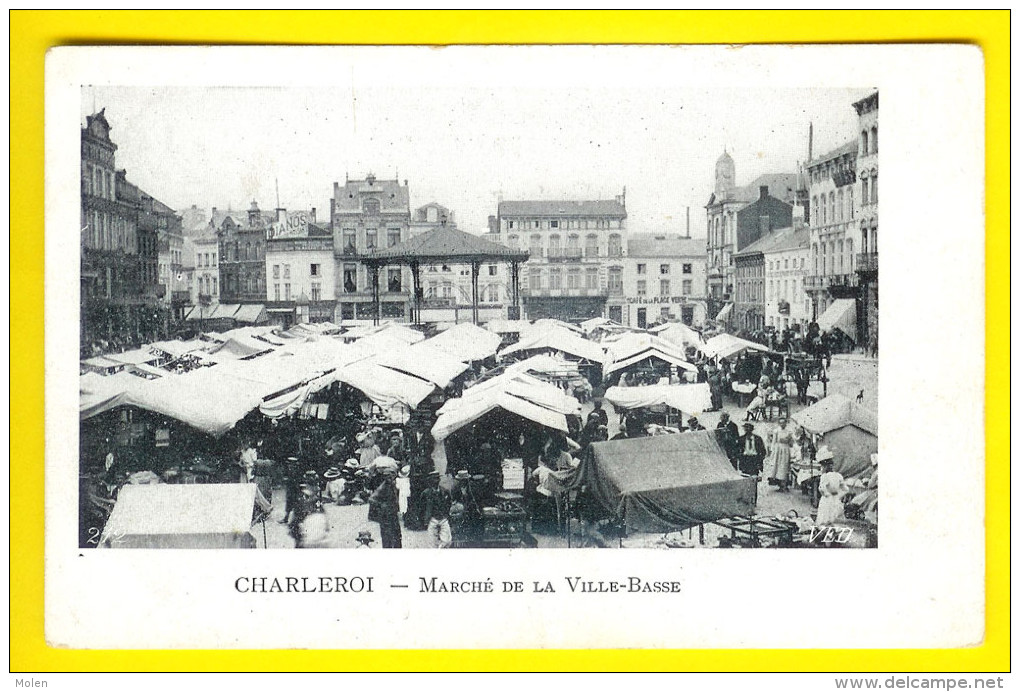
627,234 -> 706,258
761,226 -> 810,254
792,393 -> 877,437
807,139 -> 858,169
498,199 -> 626,218
734,226 -> 798,257
364,225 -> 529,263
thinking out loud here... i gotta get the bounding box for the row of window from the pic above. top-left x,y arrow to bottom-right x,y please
82,163 -> 115,201
508,233 -> 623,257
505,218 -> 622,231
635,279 -> 694,297
222,274 -> 265,296
221,240 -> 264,262
768,277 -> 804,301
636,263 -> 693,275
812,238 -> 856,276
768,257 -> 806,272
861,126 -> 879,156
198,275 -> 218,296
340,228 -> 403,252
736,280 -> 765,303
197,252 -> 218,268
272,263 -> 321,280
82,208 -> 135,254
424,283 -> 502,303
271,283 -> 324,302
528,267 -> 608,291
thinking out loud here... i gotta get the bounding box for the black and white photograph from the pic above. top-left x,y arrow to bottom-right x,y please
75,77 -> 880,552
46,44 -> 983,650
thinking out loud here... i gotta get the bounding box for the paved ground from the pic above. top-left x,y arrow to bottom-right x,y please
258,355 -> 876,549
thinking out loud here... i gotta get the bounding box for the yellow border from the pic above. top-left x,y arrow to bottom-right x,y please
12,10 -> 1008,673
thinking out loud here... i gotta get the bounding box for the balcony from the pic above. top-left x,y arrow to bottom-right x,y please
521,286 -> 609,299
856,252 -> 879,273
547,248 -> 583,262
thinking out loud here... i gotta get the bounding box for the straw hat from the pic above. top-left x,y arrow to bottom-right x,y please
345,458 -> 360,469
374,456 -> 399,474
324,467 -> 341,480
454,469 -> 471,481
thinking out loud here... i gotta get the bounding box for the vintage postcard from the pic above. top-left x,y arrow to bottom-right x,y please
44,44 -> 985,650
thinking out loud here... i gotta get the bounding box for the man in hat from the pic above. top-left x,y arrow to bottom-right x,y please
367,459 -> 402,548
686,416 -> 705,431
716,412 -> 740,467
589,400 -> 609,428
737,423 -> 767,477
421,471 -> 453,548
278,457 -> 301,524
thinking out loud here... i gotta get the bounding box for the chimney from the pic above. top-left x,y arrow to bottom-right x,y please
808,122 -> 814,161
759,185 -> 769,200
310,208 -> 316,222
686,206 -> 690,238
488,215 -> 497,234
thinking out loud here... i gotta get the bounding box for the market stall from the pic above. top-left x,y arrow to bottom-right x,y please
603,382 -> 712,428
567,431 -> 757,534
99,483 -> 259,549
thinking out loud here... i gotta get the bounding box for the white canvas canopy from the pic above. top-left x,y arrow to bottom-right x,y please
603,383 -> 713,414
458,371 -> 581,416
701,333 -> 771,360
485,319 -> 532,335
378,344 -> 470,389
149,339 -> 205,358
504,354 -> 580,378
425,322 -> 503,362
603,333 -> 698,375
432,389 -> 569,441
105,348 -> 162,366
650,322 -> 704,352
209,335 -> 275,360
335,361 -> 435,409
100,484 -> 257,549
815,298 -> 858,342
79,371 -> 138,419
500,325 -> 606,365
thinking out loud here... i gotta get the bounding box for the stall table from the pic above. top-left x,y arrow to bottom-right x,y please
712,515 -> 796,547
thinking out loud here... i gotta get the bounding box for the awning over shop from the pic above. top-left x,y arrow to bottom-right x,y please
100,483 -> 257,549
567,431 -> 757,533
715,303 -> 733,321
424,322 -> 503,362
234,304 -> 269,324
603,383 -> 713,414
815,298 -> 858,342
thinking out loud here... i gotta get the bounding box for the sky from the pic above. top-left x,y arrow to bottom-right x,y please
84,82 -> 871,238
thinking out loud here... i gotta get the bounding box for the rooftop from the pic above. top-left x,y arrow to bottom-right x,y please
363,224 -> 529,264
627,234 -> 706,258
498,199 -> 626,218
733,225 -> 808,257
807,139 -> 858,169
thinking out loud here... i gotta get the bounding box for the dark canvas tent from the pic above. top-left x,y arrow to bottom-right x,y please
570,431 -> 756,532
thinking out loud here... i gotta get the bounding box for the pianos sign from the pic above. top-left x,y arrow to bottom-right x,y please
268,211 -> 312,239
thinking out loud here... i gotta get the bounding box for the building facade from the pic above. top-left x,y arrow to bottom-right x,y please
80,109 -> 166,348
331,175 -> 413,322
265,221 -> 336,327
191,233 -> 220,308
805,140 -> 859,319
622,234 -> 708,329
704,150 -> 802,319
491,196 -> 627,323
854,91 -> 879,349
216,202 -> 273,305
762,226 -> 812,332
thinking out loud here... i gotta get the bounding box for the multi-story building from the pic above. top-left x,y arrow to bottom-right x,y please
762,226 -> 812,332
705,149 -> 803,318
330,174 -> 413,322
151,197 -> 187,320
854,91 -> 879,349
216,201 -> 273,305
80,109 -> 164,347
622,234 -> 708,329
191,232 -> 220,308
265,220 -> 336,327
805,139 -> 859,319
491,195 -> 627,322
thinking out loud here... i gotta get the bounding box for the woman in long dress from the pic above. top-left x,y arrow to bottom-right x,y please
815,453 -> 847,525
768,418 -> 794,491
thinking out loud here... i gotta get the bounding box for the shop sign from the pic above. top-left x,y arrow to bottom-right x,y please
625,296 -> 688,305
